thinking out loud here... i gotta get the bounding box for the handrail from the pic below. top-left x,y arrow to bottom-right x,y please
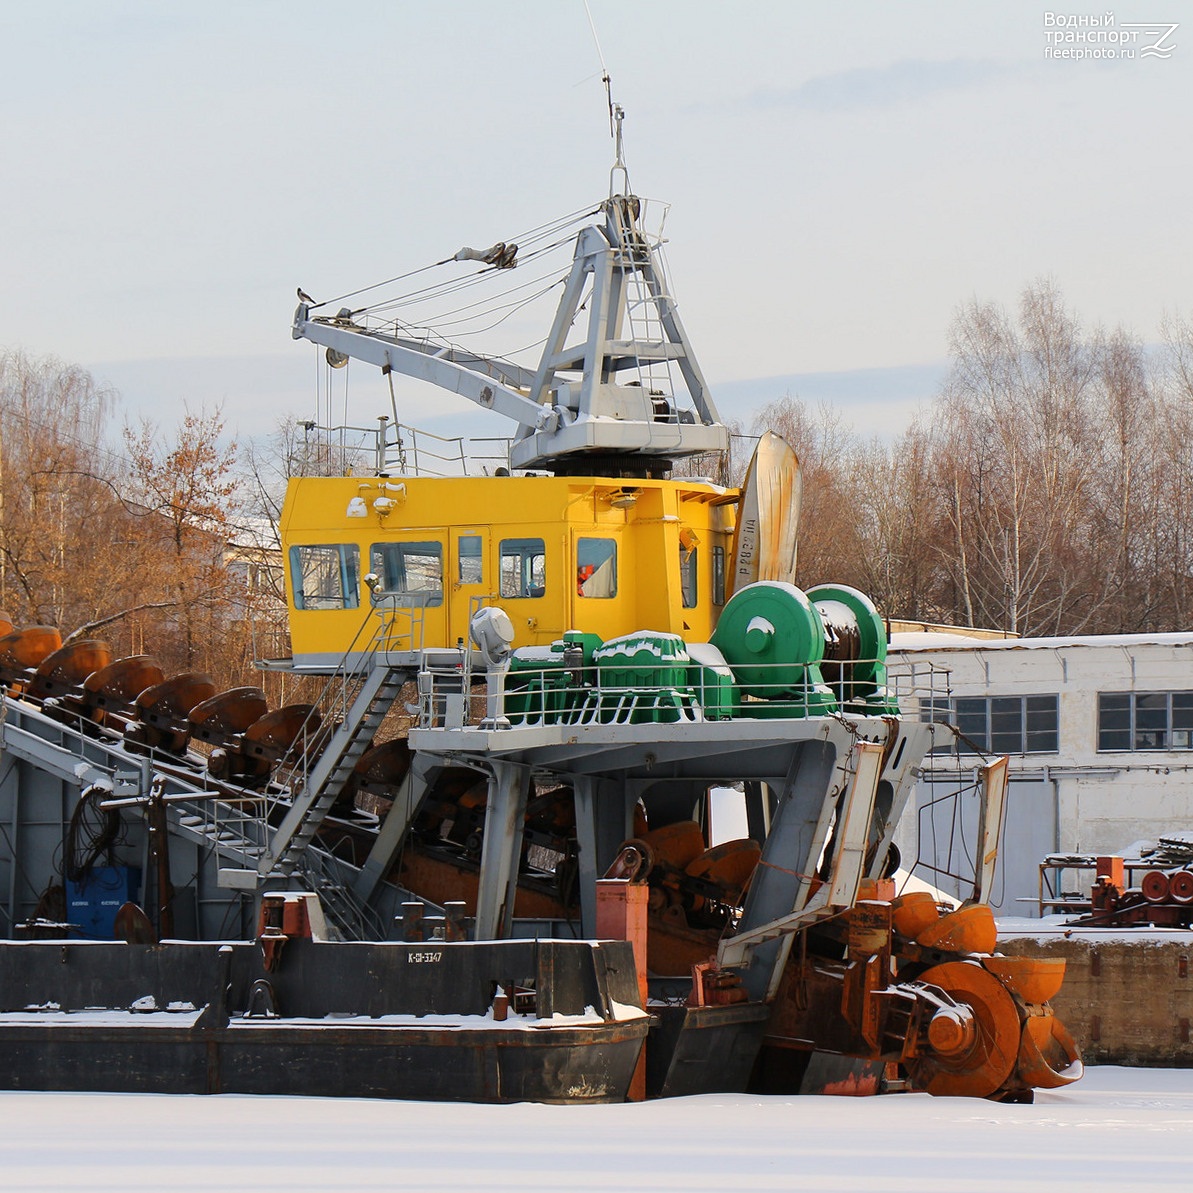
408,652 -> 953,731
296,419 -> 513,479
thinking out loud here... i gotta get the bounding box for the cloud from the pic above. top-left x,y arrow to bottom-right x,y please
713,362 -> 949,440
754,59 -> 1013,113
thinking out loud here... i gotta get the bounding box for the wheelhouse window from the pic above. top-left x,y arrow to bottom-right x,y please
680,545 -> 698,609
577,537 -> 617,598
457,535 -> 483,585
712,545 -> 726,606
927,694 -> 1059,755
1098,691 -> 1193,751
370,541 -> 443,607
290,544 -> 359,610
500,537 -> 545,598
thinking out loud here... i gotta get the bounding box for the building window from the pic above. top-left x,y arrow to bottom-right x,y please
927,694 -> 1059,755
577,538 -> 617,598
1098,691 -> 1193,751
370,541 -> 443,607
290,544 -> 359,610
500,538 -> 545,598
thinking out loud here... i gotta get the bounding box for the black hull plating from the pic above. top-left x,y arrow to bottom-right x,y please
0,1020 -> 648,1102
0,938 -> 649,1103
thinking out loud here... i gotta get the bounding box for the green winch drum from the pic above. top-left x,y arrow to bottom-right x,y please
807,584 -> 884,672
709,581 -> 826,699
807,582 -> 895,711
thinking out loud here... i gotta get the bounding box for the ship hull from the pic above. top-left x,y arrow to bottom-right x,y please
0,938 -> 650,1103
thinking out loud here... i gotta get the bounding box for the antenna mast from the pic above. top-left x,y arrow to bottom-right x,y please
290,3 -> 726,474
583,0 -> 630,196
609,103 -> 628,197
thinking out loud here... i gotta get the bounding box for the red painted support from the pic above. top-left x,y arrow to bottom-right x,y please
596,878 -> 649,1101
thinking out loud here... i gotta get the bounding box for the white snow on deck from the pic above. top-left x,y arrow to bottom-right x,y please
0,1009 -> 205,1028
2,1067 -> 1192,1191
0,1005 -> 649,1031
222,1005 -> 648,1030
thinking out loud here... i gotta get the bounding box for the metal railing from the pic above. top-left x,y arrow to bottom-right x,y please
301,419 -> 513,479
409,651 -> 955,732
171,791 -> 272,862
884,658 -> 954,722
296,846 -> 389,940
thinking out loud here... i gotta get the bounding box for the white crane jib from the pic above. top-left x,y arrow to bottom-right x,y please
292,196 -> 728,474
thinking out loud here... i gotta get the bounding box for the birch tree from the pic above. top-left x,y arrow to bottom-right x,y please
933,282 -> 1100,634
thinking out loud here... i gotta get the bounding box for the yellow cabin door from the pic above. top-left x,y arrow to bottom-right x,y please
570,528 -> 624,642
368,531 -> 448,649
449,529 -> 490,646
494,530 -> 558,647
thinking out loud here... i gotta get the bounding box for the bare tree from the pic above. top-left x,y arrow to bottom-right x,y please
0,351 -> 131,628
852,420 -> 949,623
1086,328 -> 1163,630
1154,312 -> 1193,626
123,407 -> 242,671
932,282 -> 1103,634
749,395 -> 870,591
669,416 -> 747,488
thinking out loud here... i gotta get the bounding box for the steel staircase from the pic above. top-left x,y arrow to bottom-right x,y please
257,663 -> 407,878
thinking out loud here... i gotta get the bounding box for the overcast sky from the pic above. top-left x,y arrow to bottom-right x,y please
3,1 -> 1188,445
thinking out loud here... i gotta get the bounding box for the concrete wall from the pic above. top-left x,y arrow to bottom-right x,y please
999,928 -> 1193,1066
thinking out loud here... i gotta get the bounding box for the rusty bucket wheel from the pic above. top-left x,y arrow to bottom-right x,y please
685,839 -> 762,907
915,902 -> 998,955
639,820 -> 706,871
125,672 -> 218,754
244,704 -> 323,763
891,890 -> 940,938
1016,1010 -> 1083,1090
981,955 -> 1067,1004
907,960 -> 1021,1098
348,736 -> 412,794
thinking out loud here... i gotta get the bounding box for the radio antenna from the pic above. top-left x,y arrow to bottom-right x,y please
582,0 -> 613,134
582,0 -> 630,195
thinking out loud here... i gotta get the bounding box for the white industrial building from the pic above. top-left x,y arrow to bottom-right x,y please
887,630 -> 1193,917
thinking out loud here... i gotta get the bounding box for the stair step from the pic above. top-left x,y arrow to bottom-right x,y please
260,664 -> 412,876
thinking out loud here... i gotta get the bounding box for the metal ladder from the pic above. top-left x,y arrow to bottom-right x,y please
294,848 -> 389,941
257,662 -> 408,878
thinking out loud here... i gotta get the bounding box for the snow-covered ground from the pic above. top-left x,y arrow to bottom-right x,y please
3,1066 -> 1192,1192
